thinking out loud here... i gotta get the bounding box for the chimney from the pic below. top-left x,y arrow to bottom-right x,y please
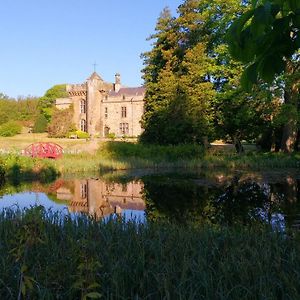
114,73 -> 121,92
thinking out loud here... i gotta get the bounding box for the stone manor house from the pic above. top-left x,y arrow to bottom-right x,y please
55,72 -> 145,138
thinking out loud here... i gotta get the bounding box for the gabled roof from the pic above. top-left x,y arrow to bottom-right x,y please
87,72 -> 103,81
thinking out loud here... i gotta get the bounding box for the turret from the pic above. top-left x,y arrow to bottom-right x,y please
114,73 -> 121,92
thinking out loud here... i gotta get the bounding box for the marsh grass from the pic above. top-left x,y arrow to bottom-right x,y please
0,207 -> 299,299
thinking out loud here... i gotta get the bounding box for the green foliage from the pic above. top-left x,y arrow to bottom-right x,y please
215,87 -> 280,147
228,0 -> 300,86
47,106 -> 74,138
0,95 -> 39,126
141,0 -> 250,145
0,154 -> 58,182
68,130 -> 90,139
0,121 -> 22,137
32,114 -> 48,133
99,141 -> 205,162
227,0 -> 300,152
0,209 -> 299,298
38,84 -> 67,121
107,132 -> 116,140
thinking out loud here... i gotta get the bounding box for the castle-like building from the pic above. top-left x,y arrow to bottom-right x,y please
55,72 -> 145,137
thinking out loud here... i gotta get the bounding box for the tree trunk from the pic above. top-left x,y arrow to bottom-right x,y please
233,136 -> 244,154
281,120 -> 298,153
280,60 -> 299,153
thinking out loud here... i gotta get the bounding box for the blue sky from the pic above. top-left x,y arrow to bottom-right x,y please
0,0 -> 182,98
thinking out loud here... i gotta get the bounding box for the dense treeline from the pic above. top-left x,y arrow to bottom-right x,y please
141,0 -> 299,153
0,84 -> 68,136
0,93 -> 39,127
0,93 -> 38,136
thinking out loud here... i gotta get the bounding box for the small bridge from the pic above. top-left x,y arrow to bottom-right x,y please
23,142 -> 63,159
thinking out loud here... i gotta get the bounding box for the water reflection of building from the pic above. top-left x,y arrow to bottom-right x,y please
56,179 -> 145,218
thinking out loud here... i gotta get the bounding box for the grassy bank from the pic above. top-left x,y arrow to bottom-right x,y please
1,142 -> 300,176
53,142 -> 300,173
0,207 -> 299,299
0,154 -> 58,182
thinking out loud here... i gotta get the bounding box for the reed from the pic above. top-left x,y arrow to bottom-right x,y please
0,207 -> 299,299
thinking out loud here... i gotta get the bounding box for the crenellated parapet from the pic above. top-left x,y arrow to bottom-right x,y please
67,84 -> 87,97
68,90 -> 87,97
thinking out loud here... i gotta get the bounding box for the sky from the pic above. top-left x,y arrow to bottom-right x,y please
0,0 -> 183,98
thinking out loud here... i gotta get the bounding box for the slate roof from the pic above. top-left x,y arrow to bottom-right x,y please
109,86 -> 146,97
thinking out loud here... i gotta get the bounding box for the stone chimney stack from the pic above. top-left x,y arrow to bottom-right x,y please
114,73 -> 121,92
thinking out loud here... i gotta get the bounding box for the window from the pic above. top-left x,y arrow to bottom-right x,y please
80,119 -> 86,132
119,123 -> 129,135
105,107 -> 108,118
80,183 -> 87,199
122,95 -> 126,100
104,126 -> 110,137
80,100 -> 86,113
121,106 -> 127,118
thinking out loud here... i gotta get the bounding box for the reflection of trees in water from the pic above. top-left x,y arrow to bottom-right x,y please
142,175 -> 300,228
215,177 -> 269,226
269,177 -> 300,230
142,176 -> 222,224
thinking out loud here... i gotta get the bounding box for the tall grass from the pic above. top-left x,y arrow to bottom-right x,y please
0,207 -> 299,299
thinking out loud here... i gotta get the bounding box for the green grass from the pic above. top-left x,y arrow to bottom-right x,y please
0,154 -> 58,182
53,143 -> 300,173
0,207 -> 299,299
1,142 -> 300,177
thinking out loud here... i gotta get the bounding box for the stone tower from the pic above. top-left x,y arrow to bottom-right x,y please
86,72 -> 103,136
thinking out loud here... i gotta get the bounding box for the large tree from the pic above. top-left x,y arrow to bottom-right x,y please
228,0 -> 300,152
38,84 -> 67,122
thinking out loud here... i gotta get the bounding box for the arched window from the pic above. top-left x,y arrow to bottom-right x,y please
80,100 -> 86,113
104,126 -> 110,137
80,119 -> 86,132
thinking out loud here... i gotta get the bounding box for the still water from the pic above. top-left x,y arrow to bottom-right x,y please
1,170 -> 300,229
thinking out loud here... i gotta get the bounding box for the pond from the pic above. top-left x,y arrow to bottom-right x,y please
1,170 -> 300,229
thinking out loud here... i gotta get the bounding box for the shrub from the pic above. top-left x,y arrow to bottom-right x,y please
47,107 -> 74,138
68,130 -> 90,139
33,114 -> 48,133
75,130 -> 89,139
107,132 -> 116,140
0,121 -> 22,137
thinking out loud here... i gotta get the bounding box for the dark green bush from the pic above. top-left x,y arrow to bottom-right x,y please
32,114 -> 48,133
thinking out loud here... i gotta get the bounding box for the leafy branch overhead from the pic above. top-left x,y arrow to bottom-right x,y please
227,0 -> 300,88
